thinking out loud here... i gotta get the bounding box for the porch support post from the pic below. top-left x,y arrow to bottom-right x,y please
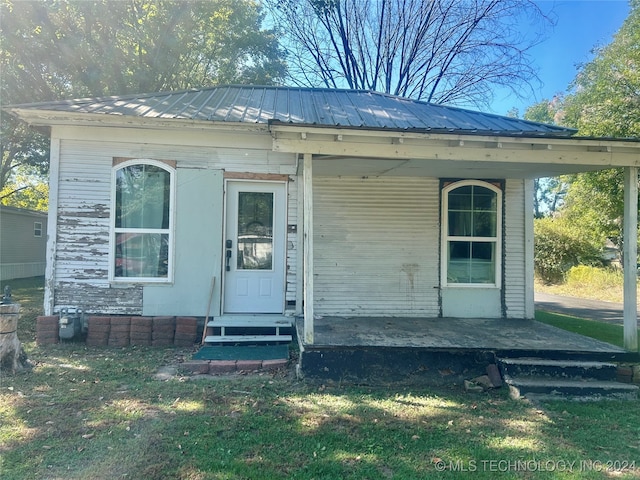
303,153 -> 314,344
623,166 -> 638,352
524,179 -> 535,319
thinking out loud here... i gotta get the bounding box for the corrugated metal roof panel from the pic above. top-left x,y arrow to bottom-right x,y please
7,85 -> 577,137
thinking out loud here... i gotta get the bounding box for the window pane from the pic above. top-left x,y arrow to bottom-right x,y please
237,192 -> 273,270
473,211 -> 496,237
470,242 -> 495,283
115,233 -> 168,278
448,186 -> 472,210
448,241 -> 471,283
473,187 -> 497,211
447,241 -> 495,283
448,211 -> 471,236
116,165 -> 170,229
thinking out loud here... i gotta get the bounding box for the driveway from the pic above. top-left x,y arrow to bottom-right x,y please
535,292 -> 639,326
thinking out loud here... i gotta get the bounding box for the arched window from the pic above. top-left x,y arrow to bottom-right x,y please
111,161 -> 174,281
442,180 -> 501,286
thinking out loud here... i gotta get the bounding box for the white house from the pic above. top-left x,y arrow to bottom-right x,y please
6,86 -> 639,357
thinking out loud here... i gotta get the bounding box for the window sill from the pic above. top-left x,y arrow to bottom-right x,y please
442,284 -> 500,289
110,279 -> 173,287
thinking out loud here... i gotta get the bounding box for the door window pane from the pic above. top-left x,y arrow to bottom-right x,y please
237,192 -> 273,270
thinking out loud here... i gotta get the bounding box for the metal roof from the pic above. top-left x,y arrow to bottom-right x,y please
8,85 -> 577,137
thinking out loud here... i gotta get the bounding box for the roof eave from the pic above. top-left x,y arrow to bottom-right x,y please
6,108 -> 269,133
266,119 -> 577,139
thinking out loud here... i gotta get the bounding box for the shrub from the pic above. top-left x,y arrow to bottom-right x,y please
534,217 -> 602,284
565,265 -> 622,289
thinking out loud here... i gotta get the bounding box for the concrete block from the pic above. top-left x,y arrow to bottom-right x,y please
262,359 -> 288,370
236,360 -> 262,372
181,361 -> 210,374
208,360 -> 237,374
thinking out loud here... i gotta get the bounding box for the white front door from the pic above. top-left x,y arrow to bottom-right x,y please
223,181 -> 286,313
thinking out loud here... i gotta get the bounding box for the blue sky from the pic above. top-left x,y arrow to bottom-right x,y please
491,0 -> 631,115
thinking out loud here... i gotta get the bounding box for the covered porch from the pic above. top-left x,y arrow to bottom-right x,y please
271,126 -> 640,353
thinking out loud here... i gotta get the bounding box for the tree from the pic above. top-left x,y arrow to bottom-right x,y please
522,98 -> 567,217
563,1 -> 640,138
267,0 -> 552,107
560,0 -> 640,249
0,0 -> 286,205
534,216 -> 602,284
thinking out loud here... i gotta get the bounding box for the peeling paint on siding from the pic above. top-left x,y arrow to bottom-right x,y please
53,133 -> 297,316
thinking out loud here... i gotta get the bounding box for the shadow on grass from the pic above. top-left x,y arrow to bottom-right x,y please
1,278 -> 638,479
3,341 -> 639,479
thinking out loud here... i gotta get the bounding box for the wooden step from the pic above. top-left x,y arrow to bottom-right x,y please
206,315 -> 293,328
204,334 -> 292,344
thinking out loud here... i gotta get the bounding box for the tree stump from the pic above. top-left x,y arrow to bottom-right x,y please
0,303 -> 31,373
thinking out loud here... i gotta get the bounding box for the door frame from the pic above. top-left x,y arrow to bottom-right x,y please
221,179 -> 288,314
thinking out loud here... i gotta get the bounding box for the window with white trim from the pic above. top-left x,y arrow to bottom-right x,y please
34,222 -> 42,237
111,161 -> 174,282
442,180 -> 501,286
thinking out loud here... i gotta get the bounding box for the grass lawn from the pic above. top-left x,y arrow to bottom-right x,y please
1,277 -> 639,479
535,311 -> 640,351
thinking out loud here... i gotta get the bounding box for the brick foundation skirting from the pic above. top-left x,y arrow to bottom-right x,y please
37,315 -> 199,347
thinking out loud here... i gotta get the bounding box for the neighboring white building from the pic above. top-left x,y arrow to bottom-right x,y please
0,206 -> 47,281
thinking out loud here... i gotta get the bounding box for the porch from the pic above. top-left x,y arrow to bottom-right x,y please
295,316 -> 638,386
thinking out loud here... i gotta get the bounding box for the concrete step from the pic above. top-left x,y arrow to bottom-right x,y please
498,356 -> 638,401
498,357 -> 618,382
504,375 -> 639,401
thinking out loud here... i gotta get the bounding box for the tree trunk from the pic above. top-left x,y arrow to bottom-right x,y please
0,304 -> 31,373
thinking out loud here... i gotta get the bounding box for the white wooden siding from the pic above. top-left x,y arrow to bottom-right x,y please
313,176 -> 440,317
52,128 -> 297,314
503,179 -> 527,318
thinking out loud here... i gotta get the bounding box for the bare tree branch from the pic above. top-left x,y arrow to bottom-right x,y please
268,0 -> 552,106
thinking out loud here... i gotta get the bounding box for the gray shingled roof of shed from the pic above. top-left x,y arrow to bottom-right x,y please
9,85 -> 577,137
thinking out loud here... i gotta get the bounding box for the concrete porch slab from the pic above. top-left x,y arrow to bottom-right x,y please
298,316 -> 627,353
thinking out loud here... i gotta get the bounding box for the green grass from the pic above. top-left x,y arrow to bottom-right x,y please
1,277 -> 639,479
535,310 -> 640,351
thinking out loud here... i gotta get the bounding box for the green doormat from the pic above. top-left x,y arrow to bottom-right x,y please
192,344 -> 289,361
